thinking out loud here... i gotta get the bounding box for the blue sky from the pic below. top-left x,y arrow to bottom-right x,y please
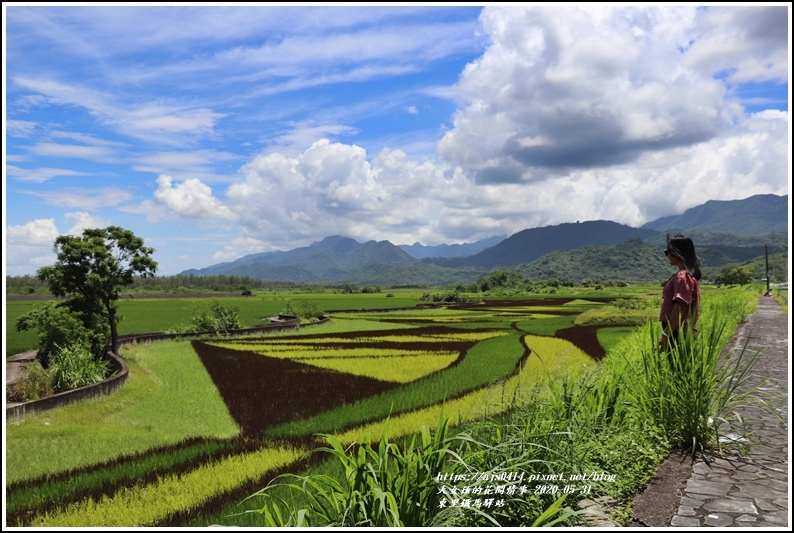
3,4 -> 791,277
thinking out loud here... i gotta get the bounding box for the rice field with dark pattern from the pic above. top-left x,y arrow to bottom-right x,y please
6,297 -> 631,527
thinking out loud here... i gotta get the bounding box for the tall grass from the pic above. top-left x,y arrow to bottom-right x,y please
618,290 -> 762,456
249,415 -> 597,528
442,364 -> 668,527
48,343 -> 109,392
249,415 -> 469,527
248,366 -> 642,528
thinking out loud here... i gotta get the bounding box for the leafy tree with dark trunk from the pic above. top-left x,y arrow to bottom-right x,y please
714,264 -> 755,286
36,226 -> 158,354
15,302 -> 108,367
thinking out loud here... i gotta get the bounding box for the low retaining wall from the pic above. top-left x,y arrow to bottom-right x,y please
115,317 -> 304,347
6,351 -> 128,420
6,316 -> 324,420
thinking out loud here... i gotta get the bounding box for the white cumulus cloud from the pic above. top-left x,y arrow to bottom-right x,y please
5,219 -> 61,275
147,174 -> 236,221
64,212 -> 110,235
223,139 -> 492,253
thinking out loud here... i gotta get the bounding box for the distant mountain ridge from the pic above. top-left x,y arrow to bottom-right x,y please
182,236 -> 418,283
398,235 -> 505,259
641,194 -> 788,236
181,193 -> 788,285
424,220 -> 659,270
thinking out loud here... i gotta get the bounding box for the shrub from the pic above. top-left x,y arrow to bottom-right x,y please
612,297 -> 657,310
8,343 -> 109,401
190,301 -> 242,334
15,303 -> 108,367
296,300 -> 325,321
7,364 -> 54,402
48,343 -> 109,393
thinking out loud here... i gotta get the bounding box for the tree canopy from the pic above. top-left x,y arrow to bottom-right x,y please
714,264 -> 755,286
36,226 -> 158,354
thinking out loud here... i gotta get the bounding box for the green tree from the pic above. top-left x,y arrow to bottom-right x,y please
15,302 -> 108,367
190,300 -> 243,334
36,226 -> 158,354
296,300 -> 325,321
715,264 -> 754,286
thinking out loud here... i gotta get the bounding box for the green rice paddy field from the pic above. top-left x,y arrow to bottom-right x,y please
5,291 -> 428,357
4,286 -> 698,526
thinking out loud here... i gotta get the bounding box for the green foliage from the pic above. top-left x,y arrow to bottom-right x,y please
251,416 -> 466,527
6,273 -> 281,295
511,239 -> 674,284
744,251 -> 788,283
5,274 -> 49,295
7,342 -> 108,401
449,370 -> 666,527
419,289 -> 472,302
620,295 -> 762,456
6,288 -> 764,527
296,300 -> 326,321
508,237 -> 787,285
47,343 -> 110,393
6,293 -> 428,357
190,301 -> 243,334
36,226 -> 158,354
15,302 -> 108,366
575,296 -> 659,328
361,286 -> 382,293
772,289 -> 787,314
473,270 -> 528,292
7,363 -> 54,402
714,264 -> 755,286
611,297 -> 658,310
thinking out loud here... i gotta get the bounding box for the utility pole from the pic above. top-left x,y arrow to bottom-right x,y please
764,245 -> 771,297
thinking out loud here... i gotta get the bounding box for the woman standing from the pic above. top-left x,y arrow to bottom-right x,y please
659,233 -> 702,352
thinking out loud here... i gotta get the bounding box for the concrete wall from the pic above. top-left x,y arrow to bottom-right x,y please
6,350 -> 128,420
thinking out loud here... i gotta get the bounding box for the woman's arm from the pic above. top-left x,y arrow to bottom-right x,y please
659,299 -> 691,347
667,299 -> 690,333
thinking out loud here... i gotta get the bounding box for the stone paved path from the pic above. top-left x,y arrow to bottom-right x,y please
670,295 -> 789,528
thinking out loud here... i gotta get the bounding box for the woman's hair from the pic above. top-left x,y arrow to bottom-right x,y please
667,232 -> 702,280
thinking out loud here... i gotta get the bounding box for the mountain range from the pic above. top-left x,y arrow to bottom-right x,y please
398,235 -> 505,259
181,194 -> 789,286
